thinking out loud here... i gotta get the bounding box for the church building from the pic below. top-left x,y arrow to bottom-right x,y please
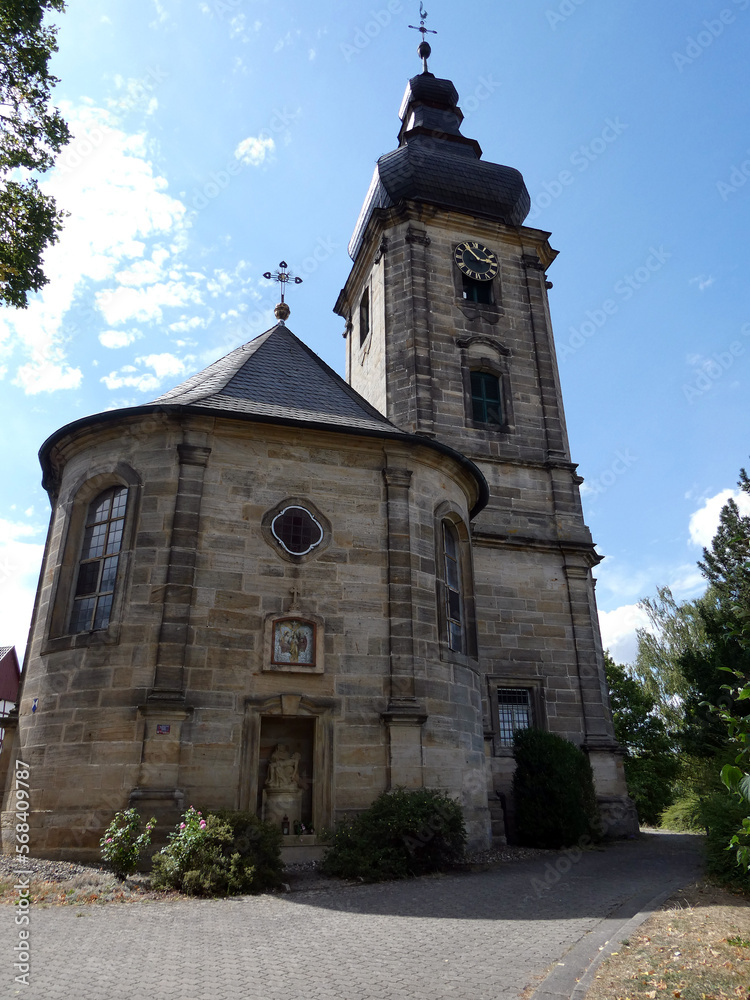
0,38 -> 637,859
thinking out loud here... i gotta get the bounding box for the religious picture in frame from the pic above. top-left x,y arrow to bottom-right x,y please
272,619 -> 316,667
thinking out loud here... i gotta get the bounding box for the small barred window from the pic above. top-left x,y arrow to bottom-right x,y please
497,688 -> 532,747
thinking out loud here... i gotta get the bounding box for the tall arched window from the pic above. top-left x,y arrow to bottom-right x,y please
443,520 -> 463,652
69,486 -> 129,633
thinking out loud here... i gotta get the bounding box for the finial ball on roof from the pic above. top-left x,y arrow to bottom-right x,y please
418,40 -> 431,60
274,302 -> 291,321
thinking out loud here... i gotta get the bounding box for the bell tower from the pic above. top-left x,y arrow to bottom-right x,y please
334,29 -> 638,837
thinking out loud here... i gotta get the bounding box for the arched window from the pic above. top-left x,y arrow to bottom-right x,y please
359,288 -> 370,346
69,486 -> 129,633
443,520 -> 463,652
470,371 -> 503,426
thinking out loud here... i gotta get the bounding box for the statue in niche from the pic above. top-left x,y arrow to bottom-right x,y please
265,744 -> 301,790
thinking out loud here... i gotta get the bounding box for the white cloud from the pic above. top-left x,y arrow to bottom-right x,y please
309,48 -> 317,61
96,278 -> 203,326
234,135 -> 275,166
599,603 -> 652,666
98,329 -> 143,349
273,31 -> 295,53
100,370 -> 161,393
0,102 -> 189,394
0,519 -> 46,662
169,316 -> 207,334
229,13 -> 247,38
137,352 -> 186,379
151,0 -> 169,25
100,350 -> 189,393
688,488 -> 750,548
690,275 -> 715,291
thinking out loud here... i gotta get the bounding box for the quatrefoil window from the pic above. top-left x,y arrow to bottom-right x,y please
271,505 -> 324,556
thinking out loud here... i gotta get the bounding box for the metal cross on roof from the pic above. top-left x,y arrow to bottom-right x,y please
263,261 -> 303,303
409,4 -> 436,73
263,261 -> 303,321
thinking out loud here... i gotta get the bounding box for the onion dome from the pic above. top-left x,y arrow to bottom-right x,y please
349,72 -> 531,260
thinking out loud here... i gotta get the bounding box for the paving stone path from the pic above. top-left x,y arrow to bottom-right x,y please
4,832 -> 702,1000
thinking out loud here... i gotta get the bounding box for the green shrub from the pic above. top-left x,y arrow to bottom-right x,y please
210,809 -> 283,893
700,791 -> 750,890
321,788 -> 466,882
100,809 -> 156,879
151,807 -> 282,896
661,792 -> 705,832
513,729 -> 601,849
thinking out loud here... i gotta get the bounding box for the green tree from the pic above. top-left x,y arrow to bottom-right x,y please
712,466 -> 750,869
605,652 -> 679,825
0,0 -> 70,308
634,585 -> 709,727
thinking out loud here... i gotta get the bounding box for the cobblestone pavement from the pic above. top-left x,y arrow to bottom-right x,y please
4,833 -> 702,1000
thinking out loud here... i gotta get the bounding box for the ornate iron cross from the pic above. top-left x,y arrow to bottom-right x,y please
262,261 -> 303,304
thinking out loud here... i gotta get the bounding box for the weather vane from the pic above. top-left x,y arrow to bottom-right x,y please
409,4 -> 436,73
262,261 -> 303,322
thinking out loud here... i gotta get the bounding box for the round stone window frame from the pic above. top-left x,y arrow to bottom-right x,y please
271,505 -> 324,557
261,497 -> 332,564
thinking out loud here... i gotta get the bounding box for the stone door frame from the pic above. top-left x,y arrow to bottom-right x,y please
239,694 -> 336,834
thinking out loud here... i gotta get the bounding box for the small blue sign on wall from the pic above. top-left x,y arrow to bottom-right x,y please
156,724 -> 171,735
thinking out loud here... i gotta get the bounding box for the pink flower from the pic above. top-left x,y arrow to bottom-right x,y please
199,821 -> 206,829
180,823 -> 186,830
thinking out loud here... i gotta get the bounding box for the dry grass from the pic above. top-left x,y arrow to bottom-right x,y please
584,881 -> 750,1000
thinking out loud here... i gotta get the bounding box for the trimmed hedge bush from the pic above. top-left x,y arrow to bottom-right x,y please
321,788 -> 466,881
513,729 -> 601,849
151,807 -> 282,897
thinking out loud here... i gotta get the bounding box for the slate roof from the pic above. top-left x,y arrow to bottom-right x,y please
349,72 -> 530,260
152,322 -> 402,435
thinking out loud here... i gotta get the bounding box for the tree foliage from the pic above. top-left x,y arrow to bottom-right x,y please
0,0 -> 70,307
629,464 -> 750,879
605,653 -> 679,825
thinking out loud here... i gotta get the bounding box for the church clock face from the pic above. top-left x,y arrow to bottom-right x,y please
453,241 -> 499,282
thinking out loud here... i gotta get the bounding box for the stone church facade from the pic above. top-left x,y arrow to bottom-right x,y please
0,64 -> 637,860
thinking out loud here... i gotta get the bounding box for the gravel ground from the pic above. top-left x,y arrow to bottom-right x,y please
0,843 -> 554,905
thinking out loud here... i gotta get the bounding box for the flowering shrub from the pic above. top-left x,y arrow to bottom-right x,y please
151,808 -> 282,897
100,809 -> 156,879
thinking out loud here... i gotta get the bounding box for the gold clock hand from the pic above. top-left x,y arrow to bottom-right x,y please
467,248 -> 492,264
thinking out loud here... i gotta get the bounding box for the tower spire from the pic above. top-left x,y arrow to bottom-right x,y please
409,4 -> 437,74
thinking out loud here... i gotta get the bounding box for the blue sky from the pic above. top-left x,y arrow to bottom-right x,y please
1,0 -> 749,663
